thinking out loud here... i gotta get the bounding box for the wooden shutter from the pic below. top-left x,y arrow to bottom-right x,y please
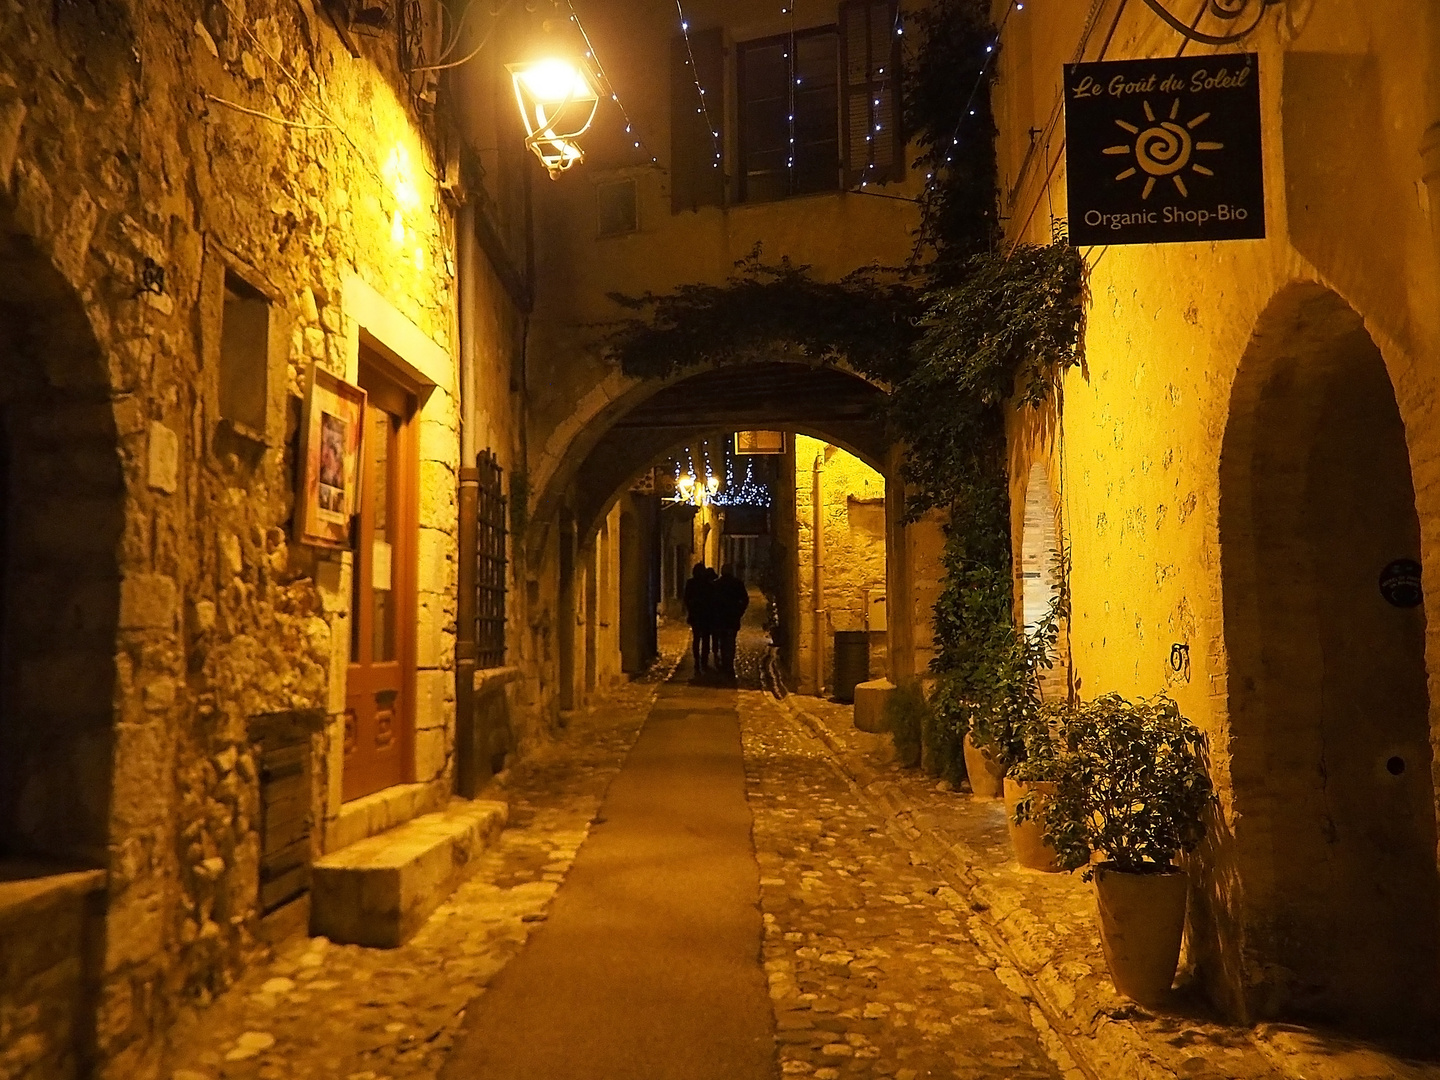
839,0 -> 904,187
670,27 -> 726,212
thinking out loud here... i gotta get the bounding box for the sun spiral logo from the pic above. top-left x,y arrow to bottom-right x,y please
1105,98 -> 1223,199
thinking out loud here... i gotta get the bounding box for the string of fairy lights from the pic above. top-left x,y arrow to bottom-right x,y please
674,0 -> 725,170
560,0 -> 1033,200
564,0 -> 662,166
667,441 -> 773,509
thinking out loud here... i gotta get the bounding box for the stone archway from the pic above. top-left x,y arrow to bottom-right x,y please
1219,283 -> 1439,1040
0,222 -> 122,866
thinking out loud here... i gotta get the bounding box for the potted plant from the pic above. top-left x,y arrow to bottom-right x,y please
1004,701 -> 1068,872
962,589 -> 1064,798
1039,693 -> 1214,1004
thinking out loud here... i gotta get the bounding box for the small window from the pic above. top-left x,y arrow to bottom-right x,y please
738,28 -> 841,202
597,179 -> 638,237
219,273 -> 270,436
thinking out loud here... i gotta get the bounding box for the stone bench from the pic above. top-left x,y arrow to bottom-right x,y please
310,799 -> 508,948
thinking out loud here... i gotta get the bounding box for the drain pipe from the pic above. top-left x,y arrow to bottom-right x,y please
812,450 -> 826,697
455,203 -> 480,798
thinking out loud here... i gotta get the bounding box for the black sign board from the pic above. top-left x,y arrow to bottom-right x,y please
1379,559 -> 1423,609
1064,54 -> 1264,246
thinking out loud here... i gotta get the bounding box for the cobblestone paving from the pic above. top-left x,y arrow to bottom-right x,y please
738,691 -> 1073,1080
161,666 -> 673,1080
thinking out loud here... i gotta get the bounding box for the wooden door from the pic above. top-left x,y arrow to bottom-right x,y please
344,359 -> 418,802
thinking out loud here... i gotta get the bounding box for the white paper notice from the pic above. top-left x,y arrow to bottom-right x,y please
372,540 -> 393,592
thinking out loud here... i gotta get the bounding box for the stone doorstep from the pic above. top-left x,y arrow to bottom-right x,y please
328,780 -> 448,854
310,798 -> 509,949
780,699 -> 1440,1080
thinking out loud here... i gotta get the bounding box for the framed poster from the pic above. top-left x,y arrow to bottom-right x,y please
735,430 -> 786,455
1064,53 -> 1264,246
296,364 -> 366,549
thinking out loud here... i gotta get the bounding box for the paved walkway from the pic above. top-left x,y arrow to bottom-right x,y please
440,677 -> 775,1080
161,666 -> 676,1080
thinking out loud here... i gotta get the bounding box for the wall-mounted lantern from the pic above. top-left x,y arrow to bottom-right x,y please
508,57 -> 600,178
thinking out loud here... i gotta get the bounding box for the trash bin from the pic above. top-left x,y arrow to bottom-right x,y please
833,631 -> 871,703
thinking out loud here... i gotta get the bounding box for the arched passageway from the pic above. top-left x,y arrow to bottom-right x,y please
536,360 -> 924,709
0,224 -> 122,866
1219,284 -> 1439,1041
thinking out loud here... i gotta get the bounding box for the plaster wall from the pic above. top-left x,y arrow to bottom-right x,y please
997,0 -> 1440,1030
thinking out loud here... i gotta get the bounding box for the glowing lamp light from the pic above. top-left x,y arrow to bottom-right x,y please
509,57 -> 601,179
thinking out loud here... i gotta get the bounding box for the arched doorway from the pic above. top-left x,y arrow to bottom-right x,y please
1219,284 -> 1439,1041
0,231 -> 122,866
1019,461 -> 1066,701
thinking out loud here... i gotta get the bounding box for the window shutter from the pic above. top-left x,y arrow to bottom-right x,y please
839,0 -> 904,188
670,28 -> 726,213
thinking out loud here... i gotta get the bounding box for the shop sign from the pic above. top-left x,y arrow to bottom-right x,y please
1064,54 -> 1264,246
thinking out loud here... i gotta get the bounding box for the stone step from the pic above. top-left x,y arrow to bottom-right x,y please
310,798 -> 508,948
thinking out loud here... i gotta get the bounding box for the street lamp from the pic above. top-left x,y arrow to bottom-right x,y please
509,57 -> 600,178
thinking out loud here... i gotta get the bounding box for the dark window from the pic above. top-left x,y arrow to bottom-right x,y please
597,179 -> 638,237
474,451 -> 507,668
739,28 -> 841,202
839,0 -> 904,186
669,27 -> 726,213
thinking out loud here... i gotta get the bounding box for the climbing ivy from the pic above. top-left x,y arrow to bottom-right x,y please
603,0 -> 1085,782
605,251 -> 919,384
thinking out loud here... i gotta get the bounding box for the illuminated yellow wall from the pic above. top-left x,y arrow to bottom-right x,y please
998,0 -> 1440,1025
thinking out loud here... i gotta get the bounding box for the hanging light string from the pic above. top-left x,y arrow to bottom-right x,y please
856,1 -> 906,189
674,0 -> 725,170
784,2 -> 798,181
564,0 -> 661,165
923,0 -> 1023,202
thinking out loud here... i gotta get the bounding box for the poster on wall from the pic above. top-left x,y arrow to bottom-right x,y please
296,364 -> 366,549
734,431 -> 786,455
1064,53 -> 1264,246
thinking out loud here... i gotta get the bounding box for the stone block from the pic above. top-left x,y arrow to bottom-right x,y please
326,781 -> 444,854
414,726 -> 448,784
119,574 -> 176,630
145,421 -> 179,494
311,799 -> 508,948
853,678 -> 896,734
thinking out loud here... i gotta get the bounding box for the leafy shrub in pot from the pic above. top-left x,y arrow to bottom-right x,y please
1038,692 -> 1215,1003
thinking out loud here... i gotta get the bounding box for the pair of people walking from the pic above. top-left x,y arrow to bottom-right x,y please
683,563 -> 750,678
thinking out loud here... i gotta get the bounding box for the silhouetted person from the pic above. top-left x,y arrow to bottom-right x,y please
683,564 -> 716,672
714,563 -> 750,678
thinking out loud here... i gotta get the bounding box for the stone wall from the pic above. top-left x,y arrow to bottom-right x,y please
792,437 -> 888,694
0,1 -> 526,1075
996,0 -> 1440,1034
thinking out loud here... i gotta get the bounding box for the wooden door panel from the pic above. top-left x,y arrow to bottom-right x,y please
343,357 -> 418,803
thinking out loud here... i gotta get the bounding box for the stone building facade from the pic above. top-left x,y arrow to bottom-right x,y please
997,0 -> 1440,1041
0,2 -> 530,1076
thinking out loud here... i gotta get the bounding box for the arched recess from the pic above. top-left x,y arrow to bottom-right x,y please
1219,283 -> 1439,1041
0,214 -> 123,865
1019,461 -> 1067,701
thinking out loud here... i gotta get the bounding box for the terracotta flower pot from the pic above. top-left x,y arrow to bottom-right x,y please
1003,777 -> 1062,872
1093,863 -> 1188,1005
963,732 -> 1005,798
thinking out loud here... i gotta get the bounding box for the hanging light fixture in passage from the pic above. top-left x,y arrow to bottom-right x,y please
508,55 -> 601,178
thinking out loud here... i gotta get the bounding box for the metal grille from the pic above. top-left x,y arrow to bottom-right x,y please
475,451 -> 507,668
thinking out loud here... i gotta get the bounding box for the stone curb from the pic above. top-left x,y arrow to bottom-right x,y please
777,697 -> 1440,1080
